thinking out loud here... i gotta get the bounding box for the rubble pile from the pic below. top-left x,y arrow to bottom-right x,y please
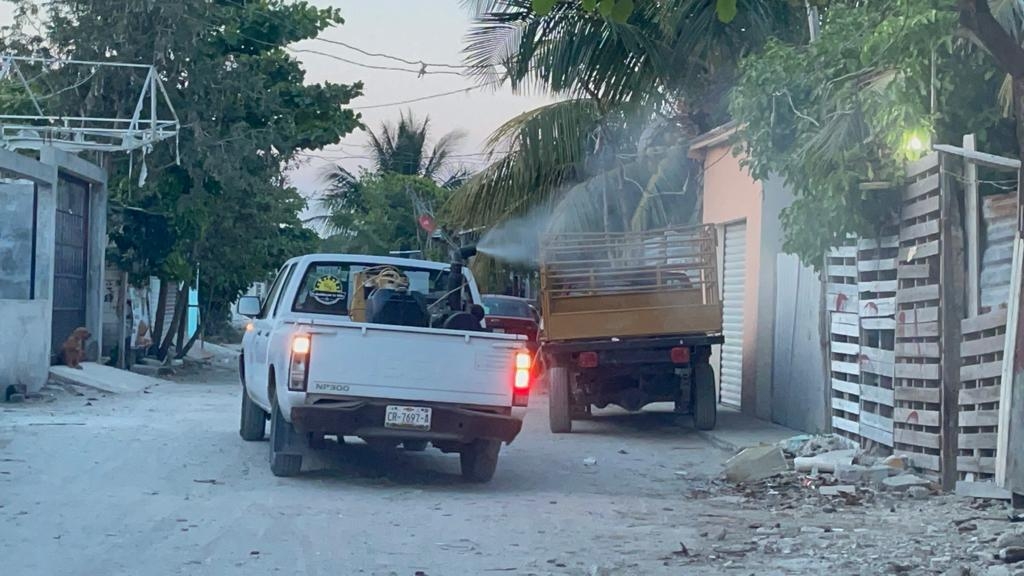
695,436 -> 1024,575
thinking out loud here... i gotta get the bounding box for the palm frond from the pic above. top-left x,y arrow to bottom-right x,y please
447,98 -> 604,226
423,129 -> 467,180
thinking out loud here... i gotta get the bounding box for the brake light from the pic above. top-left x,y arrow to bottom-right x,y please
513,351 -> 531,406
289,335 -> 311,392
292,335 -> 311,355
670,346 -> 690,364
578,351 -> 598,368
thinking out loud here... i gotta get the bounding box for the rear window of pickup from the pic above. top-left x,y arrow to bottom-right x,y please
291,261 -> 455,316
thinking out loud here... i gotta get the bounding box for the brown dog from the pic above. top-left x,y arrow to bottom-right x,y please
61,327 -> 91,369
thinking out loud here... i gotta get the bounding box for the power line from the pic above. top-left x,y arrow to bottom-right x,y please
288,48 -> 465,77
216,0 -> 470,74
353,83 -> 497,110
316,39 -> 468,70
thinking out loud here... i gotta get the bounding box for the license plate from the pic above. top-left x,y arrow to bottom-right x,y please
493,328 -> 506,333
384,405 -> 432,430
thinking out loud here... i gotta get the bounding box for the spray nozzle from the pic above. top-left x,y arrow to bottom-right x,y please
451,245 -> 478,264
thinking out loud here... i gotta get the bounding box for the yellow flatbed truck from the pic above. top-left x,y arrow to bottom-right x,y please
539,224 -> 724,432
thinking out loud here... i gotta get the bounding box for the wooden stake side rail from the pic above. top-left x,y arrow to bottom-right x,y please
958,309 -> 1007,481
857,234 -> 899,452
540,224 -> 723,342
894,154 -> 944,474
829,245 -> 861,442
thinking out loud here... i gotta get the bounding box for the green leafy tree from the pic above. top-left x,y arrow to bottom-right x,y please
316,111 -> 465,254
730,0 -> 1015,267
319,173 -> 450,259
2,0 -> 362,353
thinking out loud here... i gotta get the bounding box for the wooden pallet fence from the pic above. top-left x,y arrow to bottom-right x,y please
828,243 -> 861,441
894,152 -> 943,474
958,309 -> 1007,480
857,236 -> 898,451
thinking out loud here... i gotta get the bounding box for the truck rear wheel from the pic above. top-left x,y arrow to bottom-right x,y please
239,385 -> 267,441
692,363 -> 717,431
269,400 -> 304,477
548,366 -> 572,433
460,439 -> 501,483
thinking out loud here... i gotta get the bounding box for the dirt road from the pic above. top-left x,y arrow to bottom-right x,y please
0,364 -> 1017,576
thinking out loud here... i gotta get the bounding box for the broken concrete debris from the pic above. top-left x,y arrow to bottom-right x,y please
819,484 -> 857,497
883,474 -> 933,492
793,449 -> 857,473
723,446 -> 789,483
778,433 -> 857,458
996,530 -> 1024,550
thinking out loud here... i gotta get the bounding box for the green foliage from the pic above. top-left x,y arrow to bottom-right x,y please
316,111 -> 466,256
530,0 -> 633,22
3,0 -> 361,323
320,173 -> 450,259
454,0 -> 804,230
730,0 -> 1015,268
716,0 -> 738,23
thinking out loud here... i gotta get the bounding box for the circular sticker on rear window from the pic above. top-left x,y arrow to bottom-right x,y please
311,275 -> 346,306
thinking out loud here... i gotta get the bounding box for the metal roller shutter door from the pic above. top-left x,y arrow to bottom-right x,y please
720,221 -> 747,408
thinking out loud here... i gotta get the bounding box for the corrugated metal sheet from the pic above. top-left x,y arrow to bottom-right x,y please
981,193 -> 1016,312
720,221 -> 747,408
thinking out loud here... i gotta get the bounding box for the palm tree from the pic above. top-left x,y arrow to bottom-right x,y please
449,0 -> 805,230
365,110 -> 468,188
312,110 -> 467,233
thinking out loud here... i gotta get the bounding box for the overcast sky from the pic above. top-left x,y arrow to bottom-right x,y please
290,0 -> 553,215
0,1 -> 554,212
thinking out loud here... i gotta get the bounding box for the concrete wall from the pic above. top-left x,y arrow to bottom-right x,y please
771,253 -> 829,432
0,301 -> 52,392
0,148 -> 106,393
700,144 -> 764,415
753,175 -> 791,420
0,182 -> 35,299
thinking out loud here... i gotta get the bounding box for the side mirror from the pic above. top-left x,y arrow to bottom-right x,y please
237,295 -> 261,317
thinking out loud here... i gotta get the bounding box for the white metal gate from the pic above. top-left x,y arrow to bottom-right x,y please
720,221 -> 747,408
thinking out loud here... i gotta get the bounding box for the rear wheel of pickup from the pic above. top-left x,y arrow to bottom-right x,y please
692,362 -> 717,431
269,398 -> 304,477
460,439 -> 501,483
239,385 -> 267,441
548,366 -> 572,434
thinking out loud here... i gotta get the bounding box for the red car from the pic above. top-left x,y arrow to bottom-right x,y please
480,295 -> 539,343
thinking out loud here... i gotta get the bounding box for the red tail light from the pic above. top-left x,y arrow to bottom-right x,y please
513,351 -> 531,406
289,335 -> 311,391
577,351 -> 599,369
670,346 -> 690,364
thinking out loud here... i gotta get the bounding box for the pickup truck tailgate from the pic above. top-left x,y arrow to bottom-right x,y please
304,323 -> 524,406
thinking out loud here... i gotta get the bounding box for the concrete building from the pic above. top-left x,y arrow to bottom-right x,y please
0,148 -> 108,396
689,122 -> 829,433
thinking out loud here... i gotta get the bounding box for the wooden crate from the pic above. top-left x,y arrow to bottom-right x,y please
828,244 -> 861,442
958,309 -> 1007,480
894,153 -> 943,473
857,235 -> 898,452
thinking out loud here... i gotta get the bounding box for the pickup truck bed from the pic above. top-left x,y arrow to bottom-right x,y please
237,253 -> 532,483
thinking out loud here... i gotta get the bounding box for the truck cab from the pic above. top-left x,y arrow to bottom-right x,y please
236,253 -> 532,482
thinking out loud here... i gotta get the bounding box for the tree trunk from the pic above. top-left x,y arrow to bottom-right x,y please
158,283 -> 186,361
175,283 -> 188,358
176,319 -> 204,359
150,279 -> 169,356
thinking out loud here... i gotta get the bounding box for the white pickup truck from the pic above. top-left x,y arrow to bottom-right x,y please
235,252 -> 531,482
